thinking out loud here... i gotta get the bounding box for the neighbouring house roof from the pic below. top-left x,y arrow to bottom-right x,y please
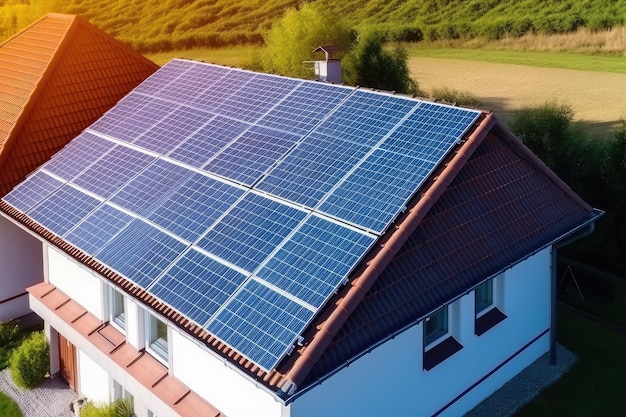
0,59 -> 601,402
0,13 -> 158,196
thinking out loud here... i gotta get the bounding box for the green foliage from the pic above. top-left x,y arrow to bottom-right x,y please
3,0 -> 626,52
9,331 -> 49,389
430,87 -> 481,107
79,398 -> 134,417
260,3 -> 352,79
0,320 -> 21,346
0,392 -> 23,417
342,31 -> 419,94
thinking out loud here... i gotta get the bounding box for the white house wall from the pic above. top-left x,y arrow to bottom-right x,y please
47,246 -> 103,319
78,350 -> 110,403
290,248 -> 552,417
0,215 -> 43,321
171,330 -> 284,417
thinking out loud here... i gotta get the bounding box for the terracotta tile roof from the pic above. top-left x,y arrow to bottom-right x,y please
0,13 -> 158,196
28,282 -> 223,417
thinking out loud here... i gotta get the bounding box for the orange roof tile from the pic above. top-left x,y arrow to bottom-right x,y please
0,13 -> 158,196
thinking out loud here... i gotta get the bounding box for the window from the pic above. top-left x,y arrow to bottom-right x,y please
475,280 -> 494,316
424,306 -> 448,347
109,287 -> 126,331
147,314 -> 168,361
423,305 -> 462,371
474,278 -> 507,336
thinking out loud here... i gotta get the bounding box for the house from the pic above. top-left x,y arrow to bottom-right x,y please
0,13 -> 158,322
0,59 -> 602,417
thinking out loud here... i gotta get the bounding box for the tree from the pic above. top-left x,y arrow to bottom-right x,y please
261,4 -> 352,79
342,31 -> 419,95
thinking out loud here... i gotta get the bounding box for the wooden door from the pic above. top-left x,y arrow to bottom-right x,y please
58,333 -> 77,391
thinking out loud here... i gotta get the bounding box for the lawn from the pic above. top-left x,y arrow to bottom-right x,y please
0,392 -> 22,417
515,305 -> 626,416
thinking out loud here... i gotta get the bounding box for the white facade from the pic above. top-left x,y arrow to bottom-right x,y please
30,241 -> 552,417
288,248 -> 552,417
0,215 -> 43,321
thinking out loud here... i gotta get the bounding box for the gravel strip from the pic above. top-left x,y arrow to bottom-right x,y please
0,369 -> 78,417
464,344 -> 577,417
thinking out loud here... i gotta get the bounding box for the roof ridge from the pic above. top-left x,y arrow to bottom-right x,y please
276,112 -> 497,395
0,13 -> 77,168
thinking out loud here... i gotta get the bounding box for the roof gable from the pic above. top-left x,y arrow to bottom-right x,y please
0,13 -> 158,195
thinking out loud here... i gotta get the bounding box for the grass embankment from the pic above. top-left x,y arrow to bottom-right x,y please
0,392 -> 22,417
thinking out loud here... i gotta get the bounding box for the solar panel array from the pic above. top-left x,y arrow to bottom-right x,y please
2,59 -> 480,371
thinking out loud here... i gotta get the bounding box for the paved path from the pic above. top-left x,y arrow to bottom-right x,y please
0,369 -> 78,417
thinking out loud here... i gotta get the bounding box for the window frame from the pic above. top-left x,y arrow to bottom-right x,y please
424,306 -> 449,348
108,286 -> 126,332
422,305 -> 463,371
146,313 -> 169,364
474,277 -> 507,336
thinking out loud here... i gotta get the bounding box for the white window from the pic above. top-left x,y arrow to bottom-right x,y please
109,287 -> 126,331
474,277 -> 507,336
147,313 -> 168,362
475,279 -> 494,317
424,306 -> 449,347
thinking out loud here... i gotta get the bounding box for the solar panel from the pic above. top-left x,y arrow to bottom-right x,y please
110,159 -> 195,217
2,171 -> 63,213
149,62 -> 232,103
257,133 -> 370,208
89,93 -> 179,144
190,69 -> 256,111
72,145 -> 156,199
207,279 -> 314,371
28,185 -> 101,237
213,73 -> 301,123
64,203 -> 134,255
149,248 -> 248,326
257,82 -> 352,135
256,215 -> 375,308
196,193 -> 308,273
42,132 -> 114,181
168,115 -> 249,168
95,219 -> 188,288
205,126 -> 301,186
133,105 -> 213,154
147,172 -> 245,242
133,59 -> 196,95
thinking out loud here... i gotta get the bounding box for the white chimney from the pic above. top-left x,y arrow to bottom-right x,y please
312,46 -> 341,84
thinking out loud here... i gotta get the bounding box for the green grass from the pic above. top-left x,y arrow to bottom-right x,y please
0,392 -> 22,417
404,46 -> 626,74
515,306 -> 626,416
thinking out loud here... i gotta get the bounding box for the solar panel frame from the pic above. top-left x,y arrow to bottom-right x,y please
42,132 -> 114,182
2,171 -> 63,213
148,62 -> 232,104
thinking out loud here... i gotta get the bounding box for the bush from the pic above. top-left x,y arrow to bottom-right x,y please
9,332 -> 49,389
80,398 -> 134,417
0,321 -> 21,346
431,87 -> 481,107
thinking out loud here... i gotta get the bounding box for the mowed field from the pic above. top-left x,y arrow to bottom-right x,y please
409,57 -> 626,135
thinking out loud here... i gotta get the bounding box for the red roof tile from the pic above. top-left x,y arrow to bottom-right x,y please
0,13 -> 158,196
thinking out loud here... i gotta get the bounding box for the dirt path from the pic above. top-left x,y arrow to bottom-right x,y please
409,57 -> 626,135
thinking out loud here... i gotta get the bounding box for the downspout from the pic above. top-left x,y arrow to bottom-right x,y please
549,211 -> 602,364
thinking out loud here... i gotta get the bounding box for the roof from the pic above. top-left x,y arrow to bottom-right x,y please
0,13 -> 158,196
0,60 -> 600,401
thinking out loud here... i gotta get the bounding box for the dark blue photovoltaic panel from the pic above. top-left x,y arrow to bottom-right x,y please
196,193 -> 307,272
314,90 -> 418,147
257,133 -> 370,208
133,106 -> 213,154
133,59 -> 196,95
150,249 -> 248,326
190,70 -> 256,111
95,219 -> 188,288
256,215 -> 375,308
147,173 -> 245,242
72,145 -> 156,199
168,116 -> 249,168
149,62 -> 231,103
110,159 -> 194,216
2,171 -> 63,213
43,132 -> 113,181
214,74 -> 301,123
207,279 -> 314,371
89,93 -> 179,144
318,104 -> 480,232
258,82 -> 352,135
28,185 -> 101,237
64,204 -> 133,255
206,126 -> 301,186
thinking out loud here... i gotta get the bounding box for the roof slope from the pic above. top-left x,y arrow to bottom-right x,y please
0,13 -> 158,195
0,60 -> 600,400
